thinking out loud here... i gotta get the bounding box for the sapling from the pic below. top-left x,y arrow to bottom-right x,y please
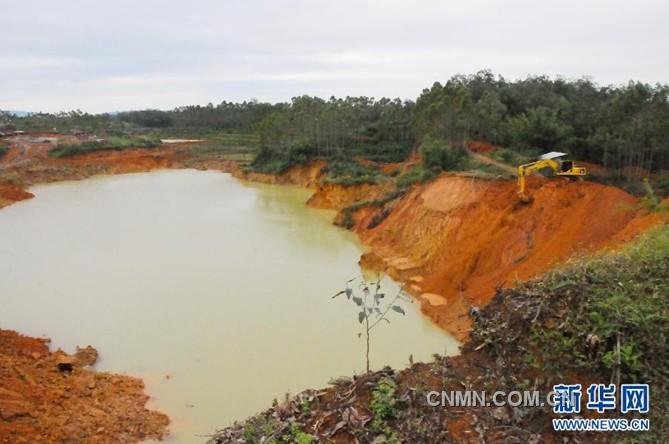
333,277 -> 411,373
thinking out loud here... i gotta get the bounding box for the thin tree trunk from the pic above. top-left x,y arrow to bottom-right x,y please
365,313 -> 371,373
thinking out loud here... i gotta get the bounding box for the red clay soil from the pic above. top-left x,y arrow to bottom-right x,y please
0,329 -> 168,444
49,147 -> 177,175
467,140 -> 498,153
308,182 -> 392,211
0,182 -> 33,209
347,175 -> 664,341
239,161 -> 326,187
0,141 -> 238,202
1,133 -> 90,164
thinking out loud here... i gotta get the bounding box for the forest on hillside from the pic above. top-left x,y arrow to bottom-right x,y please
2,71 -> 669,176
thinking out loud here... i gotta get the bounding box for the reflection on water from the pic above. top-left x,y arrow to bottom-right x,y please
0,170 -> 458,443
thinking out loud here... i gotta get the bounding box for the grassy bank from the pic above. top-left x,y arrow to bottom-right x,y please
468,222 -> 669,442
211,223 -> 669,443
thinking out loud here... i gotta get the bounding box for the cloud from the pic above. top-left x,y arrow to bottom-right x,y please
1,0 -> 667,112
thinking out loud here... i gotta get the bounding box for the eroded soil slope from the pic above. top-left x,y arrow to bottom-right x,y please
349,175 -> 664,340
0,330 -> 168,444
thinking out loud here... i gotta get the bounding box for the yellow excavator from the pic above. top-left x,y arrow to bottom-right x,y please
517,152 -> 587,203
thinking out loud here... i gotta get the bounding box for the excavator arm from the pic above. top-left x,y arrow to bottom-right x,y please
517,159 -> 559,200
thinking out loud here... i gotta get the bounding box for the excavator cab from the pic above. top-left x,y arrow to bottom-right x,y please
559,159 -> 573,173
555,158 -> 587,177
517,152 -> 587,203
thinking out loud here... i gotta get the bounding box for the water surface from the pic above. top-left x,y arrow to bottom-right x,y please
0,170 -> 458,443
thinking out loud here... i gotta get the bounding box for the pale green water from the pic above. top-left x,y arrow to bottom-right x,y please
0,170 -> 458,443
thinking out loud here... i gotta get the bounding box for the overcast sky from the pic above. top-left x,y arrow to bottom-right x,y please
1,0 -> 667,113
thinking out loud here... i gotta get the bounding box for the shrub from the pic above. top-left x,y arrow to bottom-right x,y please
397,165 -> 435,188
638,178 -> 666,212
286,139 -> 314,164
242,424 -> 257,443
353,142 -> 412,162
249,139 -> 315,174
419,138 -> 468,172
322,159 -> 383,185
371,378 -> 399,429
652,170 -> 669,197
248,147 -> 295,174
491,147 -> 525,165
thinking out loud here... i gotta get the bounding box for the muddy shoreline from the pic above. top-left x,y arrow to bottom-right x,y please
0,329 -> 168,444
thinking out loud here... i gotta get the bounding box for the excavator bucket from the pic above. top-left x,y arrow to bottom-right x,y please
518,192 -> 533,204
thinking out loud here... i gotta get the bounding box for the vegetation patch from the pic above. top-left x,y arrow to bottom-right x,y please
349,141 -> 412,163
396,164 -> 436,189
638,178 -> 669,212
181,131 -> 258,149
0,143 -> 8,159
48,136 -> 161,158
490,146 -> 534,166
248,149 -> 301,174
210,398 -> 317,444
191,139 -> 256,157
370,377 -> 399,428
419,138 -> 470,172
321,159 -> 385,186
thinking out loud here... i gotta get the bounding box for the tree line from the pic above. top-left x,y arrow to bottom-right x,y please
253,95 -> 414,168
119,101 -> 279,131
3,71 -> 668,175
414,71 -> 669,176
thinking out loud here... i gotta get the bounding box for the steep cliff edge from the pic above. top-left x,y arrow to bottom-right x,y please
346,175 -> 664,340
